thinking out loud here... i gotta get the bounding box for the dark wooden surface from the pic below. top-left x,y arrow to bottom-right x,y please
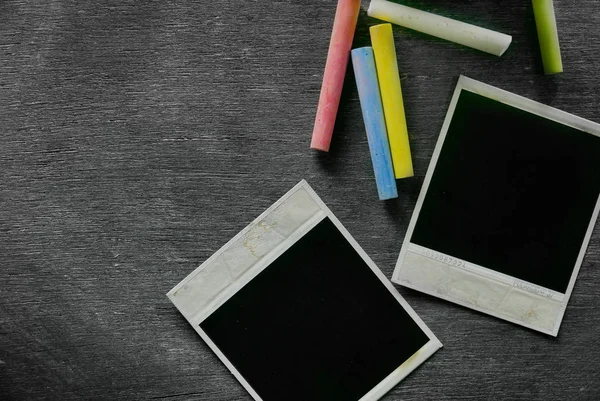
1,1 -> 599,400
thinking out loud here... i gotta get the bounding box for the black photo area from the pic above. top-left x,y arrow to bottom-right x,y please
200,218 -> 429,401
412,89 -> 600,293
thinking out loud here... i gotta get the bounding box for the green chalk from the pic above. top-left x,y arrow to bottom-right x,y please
532,0 -> 563,75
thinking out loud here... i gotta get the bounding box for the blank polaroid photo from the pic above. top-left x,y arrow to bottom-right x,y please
167,180 -> 441,401
394,76 -> 600,336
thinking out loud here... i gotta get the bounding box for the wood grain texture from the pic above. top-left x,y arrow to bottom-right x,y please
0,0 -> 599,400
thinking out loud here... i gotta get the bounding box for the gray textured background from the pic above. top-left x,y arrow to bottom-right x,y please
1,0 -> 599,400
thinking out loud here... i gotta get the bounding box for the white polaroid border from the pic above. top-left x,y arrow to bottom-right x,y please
167,180 -> 442,401
393,76 -> 600,337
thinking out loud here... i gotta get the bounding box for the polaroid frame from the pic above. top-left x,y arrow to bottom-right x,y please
393,76 -> 600,336
167,180 -> 442,401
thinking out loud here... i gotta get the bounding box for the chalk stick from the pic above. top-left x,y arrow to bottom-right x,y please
310,0 -> 361,152
351,47 -> 398,201
532,0 -> 563,75
367,0 -> 512,56
370,24 -> 414,179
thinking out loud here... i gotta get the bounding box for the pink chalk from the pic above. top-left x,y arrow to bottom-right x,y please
310,0 -> 361,152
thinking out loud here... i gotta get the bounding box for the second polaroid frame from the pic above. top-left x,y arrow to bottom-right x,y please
393,75 -> 600,336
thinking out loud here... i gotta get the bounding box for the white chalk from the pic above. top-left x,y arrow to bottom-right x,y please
367,0 -> 512,56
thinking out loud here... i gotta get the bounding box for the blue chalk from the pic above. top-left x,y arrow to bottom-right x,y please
351,47 -> 398,201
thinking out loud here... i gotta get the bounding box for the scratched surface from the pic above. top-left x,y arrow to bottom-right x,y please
1,0 -> 599,400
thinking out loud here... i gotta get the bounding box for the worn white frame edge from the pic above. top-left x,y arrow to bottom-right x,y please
393,75 -> 600,337
167,180 -> 442,401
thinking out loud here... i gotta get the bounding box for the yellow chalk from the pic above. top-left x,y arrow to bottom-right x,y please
370,23 -> 413,179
